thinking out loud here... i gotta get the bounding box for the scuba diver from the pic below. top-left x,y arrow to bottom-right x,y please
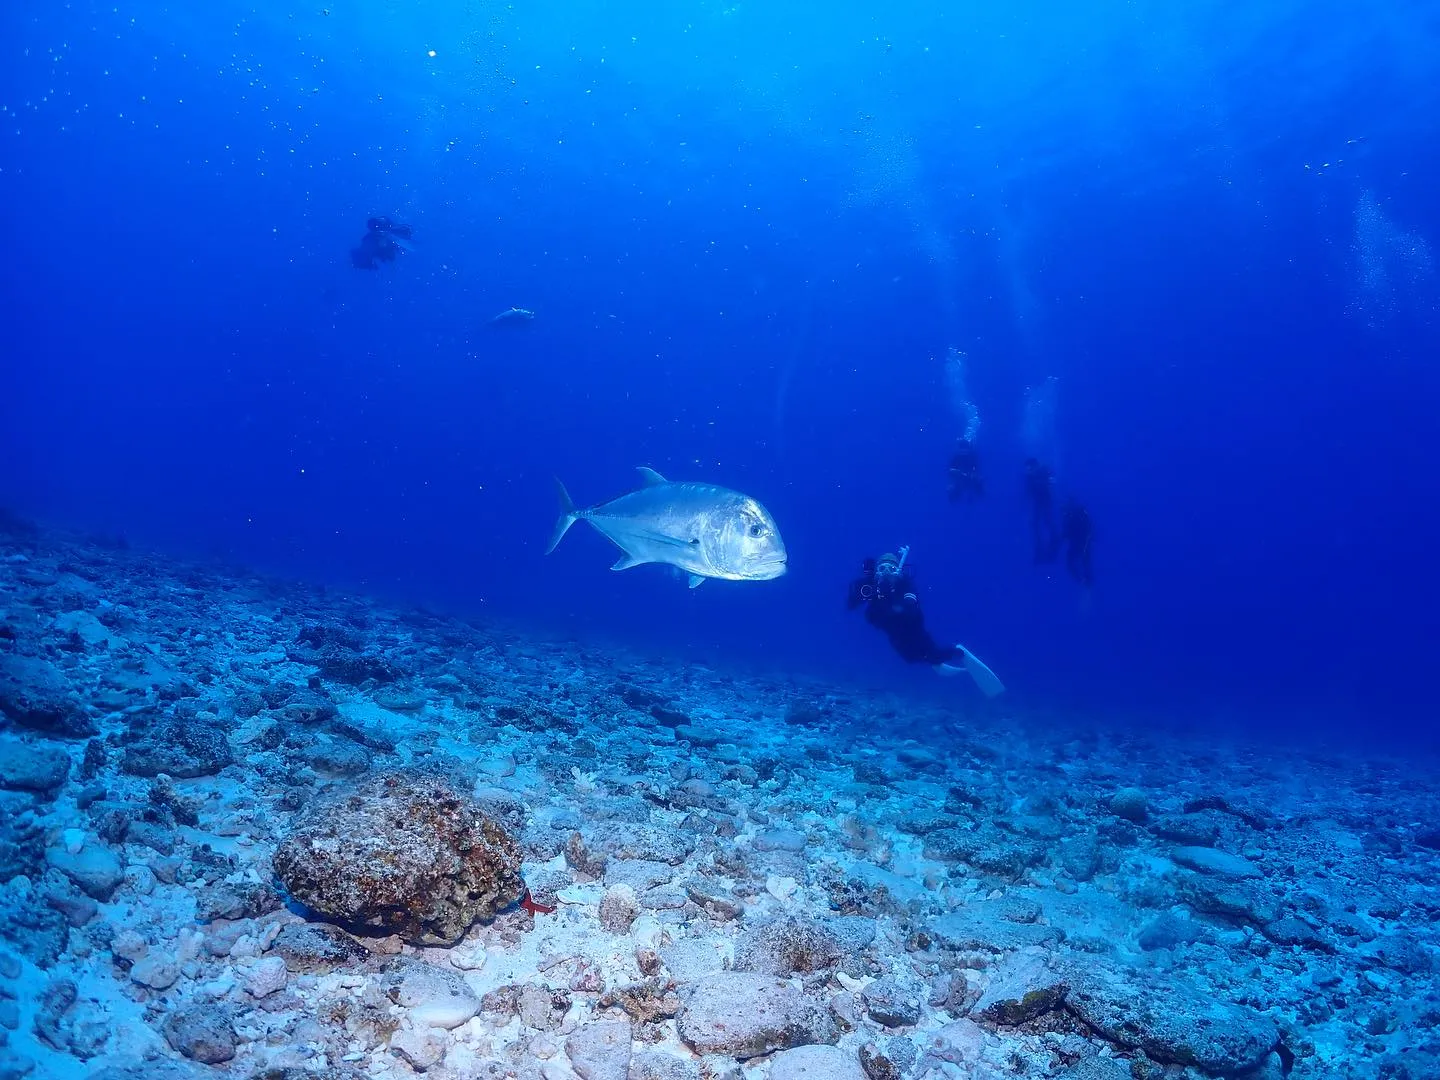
1023,458 -> 1060,564
350,217 -> 414,270
1061,500 -> 1094,587
846,547 -> 1004,697
948,440 -> 983,502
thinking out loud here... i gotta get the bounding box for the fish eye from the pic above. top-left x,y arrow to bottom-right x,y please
748,522 -> 765,538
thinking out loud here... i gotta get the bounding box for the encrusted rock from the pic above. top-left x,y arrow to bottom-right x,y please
599,884 -> 641,935
272,771 -> 524,946
1137,914 -> 1206,951
630,1050 -> 700,1080
566,1020 -> 633,1080
1261,917 -> 1332,953
245,956 -> 288,998
566,830 -> 610,878
269,921 -> 370,973
0,655 -> 95,738
121,715 -> 233,779
128,954 -> 180,990
312,645 -> 404,686
862,976 -> 923,1028
734,916 -> 844,976
194,880 -> 281,922
1109,788 -> 1149,824
44,841 -> 124,901
972,954 -> 1068,1025
518,983 -> 572,1030
769,1045 -> 866,1080
0,900 -> 67,966
381,957 -> 480,1030
928,909 -> 1064,953
590,823 -> 694,866
163,1004 -> 237,1064
858,1038 -> 915,1080
1170,846 -> 1262,880
1063,961 -> 1279,1074
390,1028 -> 446,1072
755,829 -> 807,853
677,972 -> 838,1059
0,740 -> 70,795
603,978 -> 681,1024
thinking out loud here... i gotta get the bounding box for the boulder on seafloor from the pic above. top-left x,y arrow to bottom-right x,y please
971,954 -> 1068,1026
45,840 -> 124,901
734,915 -> 845,976
269,922 -> 371,973
273,771 -> 525,946
0,655 -> 96,738
861,975 -> 924,1028
677,972 -> 838,1058
163,1004 -> 237,1064
0,739 -> 71,794
379,956 -> 481,1029
566,1019 -> 634,1080
120,713 -> 233,779
1170,846 -> 1262,880
769,1045 -> 867,1080
1063,961 -> 1280,1074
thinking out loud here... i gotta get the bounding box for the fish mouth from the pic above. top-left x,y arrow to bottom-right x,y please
748,555 -> 788,579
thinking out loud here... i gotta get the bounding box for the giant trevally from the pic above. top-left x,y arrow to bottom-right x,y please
546,467 -> 787,588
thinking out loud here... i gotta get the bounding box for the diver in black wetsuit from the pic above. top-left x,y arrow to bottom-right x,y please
948,440 -> 983,502
1023,458 -> 1060,564
846,548 -> 1004,696
350,217 -> 413,270
1061,500 -> 1093,587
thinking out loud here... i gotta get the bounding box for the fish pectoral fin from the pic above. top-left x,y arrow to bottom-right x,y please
629,529 -> 696,549
635,466 -> 668,487
687,574 -> 706,589
611,554 -> 648,571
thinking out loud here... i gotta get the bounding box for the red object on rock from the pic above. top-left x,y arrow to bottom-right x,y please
519,887 -> 555,915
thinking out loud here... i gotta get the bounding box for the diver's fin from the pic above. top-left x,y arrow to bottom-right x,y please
636,467 -> 668,487
546,478 -> 579,555
687,574 -> 706,589
611,553 -> 646,571
957,644 -> 1005,698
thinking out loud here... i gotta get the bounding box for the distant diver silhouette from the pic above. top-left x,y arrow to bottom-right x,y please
350,217 -> 413,270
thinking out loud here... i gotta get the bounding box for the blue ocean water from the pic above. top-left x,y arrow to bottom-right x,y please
4,0 -> 1439,744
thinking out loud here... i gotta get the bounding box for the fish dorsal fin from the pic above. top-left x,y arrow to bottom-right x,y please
636,466 -> 668,487
687,574 -> 706,589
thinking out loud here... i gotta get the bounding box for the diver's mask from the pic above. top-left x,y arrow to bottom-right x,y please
869,555 -> 901,597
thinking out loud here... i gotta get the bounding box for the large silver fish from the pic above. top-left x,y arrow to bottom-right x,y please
546,467 -> 787,588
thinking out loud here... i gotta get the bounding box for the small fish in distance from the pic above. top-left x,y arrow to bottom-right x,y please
489,307 -> 536,326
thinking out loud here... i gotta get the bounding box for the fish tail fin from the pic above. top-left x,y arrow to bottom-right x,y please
546,477 -> 579,555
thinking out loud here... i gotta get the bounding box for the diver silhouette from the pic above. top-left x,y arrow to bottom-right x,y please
846,547 -> 1004,696
948,440 -> 984,502
350,217 -> 413,270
